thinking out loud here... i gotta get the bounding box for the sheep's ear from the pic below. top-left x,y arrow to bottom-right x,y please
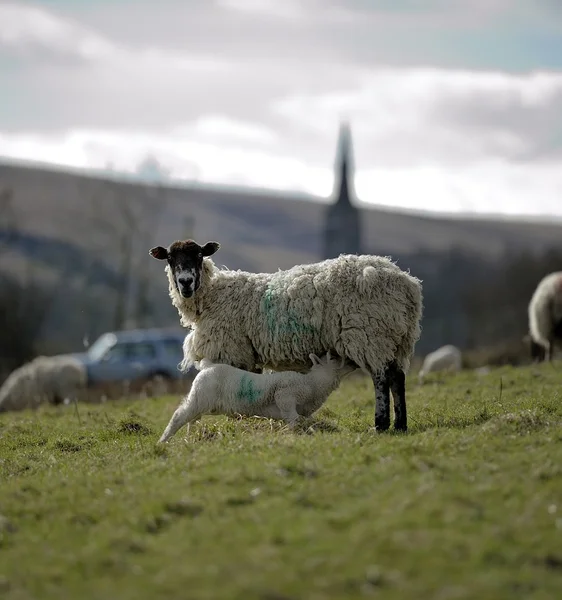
149,246 -> 168,260
309,353 -> 320,365
201,241 -> 220,257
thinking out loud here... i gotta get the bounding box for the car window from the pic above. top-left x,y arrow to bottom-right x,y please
127,342 -> 157,360
103,343 -> 128,361
160,339 -> 183,357
103,341 -> 157,361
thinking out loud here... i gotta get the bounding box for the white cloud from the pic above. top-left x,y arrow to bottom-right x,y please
272,68 -> 562,166
0,2 -> 115,61
1,1 -> 562,219
217,0 -> 309,19
185,115 -> 278,145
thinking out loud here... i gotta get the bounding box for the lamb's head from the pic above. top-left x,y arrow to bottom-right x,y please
309,351 -> 356,379
149,239 -> 220,299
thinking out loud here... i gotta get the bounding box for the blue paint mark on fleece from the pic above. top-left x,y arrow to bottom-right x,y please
236,374 -> 262,404
261,280 -> 316,337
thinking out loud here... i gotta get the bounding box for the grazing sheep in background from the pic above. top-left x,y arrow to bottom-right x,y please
528,271 -> 562,362
149,239 -> 423,432
158,351 -> 355,443
418,344 -> 462,383
0,355 -> 86,413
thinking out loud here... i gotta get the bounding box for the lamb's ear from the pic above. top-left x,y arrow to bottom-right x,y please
201,241 -> 220,257
149,246 -> 168,260
309,353 -> 320,365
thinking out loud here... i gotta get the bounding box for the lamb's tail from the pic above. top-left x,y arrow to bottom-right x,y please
356,266 -> 379,295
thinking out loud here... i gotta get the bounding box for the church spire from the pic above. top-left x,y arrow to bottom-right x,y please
334,121 -> 354,205
323,121 -> 362,260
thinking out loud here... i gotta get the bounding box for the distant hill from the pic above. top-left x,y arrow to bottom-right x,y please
1,159 -> 562,357
2,160 -> 562,269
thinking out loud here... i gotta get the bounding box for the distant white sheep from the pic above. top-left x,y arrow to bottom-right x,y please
418,345 -> 462,383
158,351 -> 355,443
0,355 -> 86,413
150,239 -> 423,432
528,271 -> 562,362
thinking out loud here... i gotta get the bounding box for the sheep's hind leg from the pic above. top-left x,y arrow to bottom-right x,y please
158,399 -> 201,443
273,391 -> 301,429
372,369 -> 391,432
387,360 -> 407,432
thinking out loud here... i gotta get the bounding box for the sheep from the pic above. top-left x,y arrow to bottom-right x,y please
149,238 -> 423,432
528,271 -> 562,362
158,351 -> 355,443
0,355 -> 86,413
418,344 -> 462,383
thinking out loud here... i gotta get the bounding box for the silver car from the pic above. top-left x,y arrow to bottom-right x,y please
70,328 -> 194,387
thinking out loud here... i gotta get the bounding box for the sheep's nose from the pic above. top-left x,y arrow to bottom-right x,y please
177,276 -> 195,297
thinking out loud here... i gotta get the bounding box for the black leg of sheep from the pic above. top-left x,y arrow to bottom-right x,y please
388,361 -> 407,432
372,361 -> 407,433
373,369 -> 391,432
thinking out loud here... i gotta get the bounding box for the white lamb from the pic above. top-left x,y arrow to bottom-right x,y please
528,271 -> 562,362
150,239 -> 423,432
0,355 -> 87,413
418,344 -> 462,383
158,351 -> 355,443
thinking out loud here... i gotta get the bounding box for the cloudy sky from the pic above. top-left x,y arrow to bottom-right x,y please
1,0 -> 562,217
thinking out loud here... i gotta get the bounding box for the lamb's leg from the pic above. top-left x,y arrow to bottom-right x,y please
387,360 -> 407,432
253,404 -> 283,420
372,369 -> 390,432
273,391 -> 301,428
158,396 -> 202,443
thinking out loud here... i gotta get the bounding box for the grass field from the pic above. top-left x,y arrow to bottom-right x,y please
1,364 -> 561,600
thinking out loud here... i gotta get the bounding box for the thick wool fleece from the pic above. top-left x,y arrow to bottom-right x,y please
158,354 -> 354,442
528,271 -> 562,348
0,355 -> 87,413
167,254 -> 423,376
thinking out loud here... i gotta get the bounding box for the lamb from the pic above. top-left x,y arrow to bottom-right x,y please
0,355 -> 87,413
158,351 -> 355,443
528,271 -> 562,362
149,239 -> 423,432
418,344 -> 462,383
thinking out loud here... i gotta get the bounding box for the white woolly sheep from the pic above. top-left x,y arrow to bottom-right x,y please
418,344 -> 462,383
158,351 -> 355,443
149,239 -> 423,432
528,271 -> 562,362
0,355 -> 87,413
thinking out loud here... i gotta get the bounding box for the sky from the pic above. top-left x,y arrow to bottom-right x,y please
1,0 -> 562,217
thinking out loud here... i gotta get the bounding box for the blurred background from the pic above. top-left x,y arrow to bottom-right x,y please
1,0 -> 562,383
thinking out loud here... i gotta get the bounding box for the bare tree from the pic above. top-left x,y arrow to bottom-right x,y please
0,188 -> 66,379
84,179 -> 170,331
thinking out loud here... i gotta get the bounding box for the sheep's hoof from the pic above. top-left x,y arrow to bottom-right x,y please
394,423 -> 408,433
374,419 -> 390,432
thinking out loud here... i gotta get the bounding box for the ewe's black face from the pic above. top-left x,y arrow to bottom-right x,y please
149,239 -> 220,298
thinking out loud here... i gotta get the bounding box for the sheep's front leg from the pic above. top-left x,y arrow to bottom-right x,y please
387,360 -> 407,432
273,391 -> 301,428
372,370 -> 390,432
158,396 -> 202,443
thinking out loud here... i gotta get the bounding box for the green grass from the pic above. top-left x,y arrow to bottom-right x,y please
1,365 -> 562,600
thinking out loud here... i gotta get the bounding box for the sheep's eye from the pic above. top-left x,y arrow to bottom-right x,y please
198,253 -> 203,259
